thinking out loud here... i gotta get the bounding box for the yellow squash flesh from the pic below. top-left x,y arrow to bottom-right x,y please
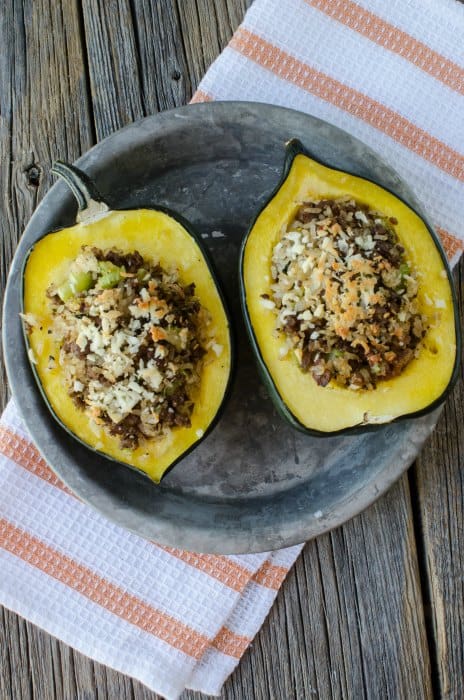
24,208 -> 232,481
242,150 -> 457,433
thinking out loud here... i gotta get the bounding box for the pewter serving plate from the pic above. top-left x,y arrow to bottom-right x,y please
4,102 -> 441,554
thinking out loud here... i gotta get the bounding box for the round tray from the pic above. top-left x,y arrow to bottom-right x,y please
3,101 -> 440,554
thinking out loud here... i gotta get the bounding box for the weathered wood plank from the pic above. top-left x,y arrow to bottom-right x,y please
0,0 -> 96,696
129,2 -> 194,113
174,0 -> 252,91
0,608 -> 32,700
81,0 -> 144,139
221,477 -> 432,700
0,0 -> 93,409
81,0 -> 252,133
413,261 -> 464,700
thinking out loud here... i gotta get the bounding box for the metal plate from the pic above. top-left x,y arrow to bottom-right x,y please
3,102 -> 441,554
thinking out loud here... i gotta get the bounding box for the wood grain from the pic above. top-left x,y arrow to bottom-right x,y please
175,0 -> 252,90
81,0 -> 144,139
222,477 -> 432,700
413,264 -> 464,700
0,3 -> 94,696
0,0 -> 462,699
0,0 -> 93,408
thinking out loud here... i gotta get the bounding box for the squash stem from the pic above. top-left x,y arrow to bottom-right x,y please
51,161 -> 110,224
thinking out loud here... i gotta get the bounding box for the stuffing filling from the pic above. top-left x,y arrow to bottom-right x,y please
45,247 -> 213,449
266,197 -> 429,391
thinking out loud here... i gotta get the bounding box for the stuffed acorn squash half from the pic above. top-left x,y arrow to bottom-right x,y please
22,162 -> 233,482
240,139 -> 460,436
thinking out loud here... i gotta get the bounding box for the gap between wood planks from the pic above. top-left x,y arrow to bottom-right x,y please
407,467 -> 441,699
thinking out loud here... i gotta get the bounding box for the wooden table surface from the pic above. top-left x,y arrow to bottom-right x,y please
1,1 -> 463,698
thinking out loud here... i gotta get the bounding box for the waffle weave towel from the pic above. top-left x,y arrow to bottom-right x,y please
1,0 -> 463,698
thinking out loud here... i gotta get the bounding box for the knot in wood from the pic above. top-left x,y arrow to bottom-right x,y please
25,164 -> 41,187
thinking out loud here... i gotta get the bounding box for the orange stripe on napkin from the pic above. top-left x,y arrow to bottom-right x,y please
190,90 -> 213,103
0,431 -> 251,592
212,626 -> 251,657
0,518 -> 252,660
0,517 -> 211,660
159,546 -> 253,594
229,28 -> 464,183
252,560 -> 290,590
0,427 -> 71,495
305,0 -> 464,96
437,227 -> 464,259
0,427 -> 284,595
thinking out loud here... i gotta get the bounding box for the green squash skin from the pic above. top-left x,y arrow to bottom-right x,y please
22,184 -> 235,482
239,139 -> 462,437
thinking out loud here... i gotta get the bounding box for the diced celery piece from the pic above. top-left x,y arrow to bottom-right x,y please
69,270 -> 93,294
57,282 -> 73,302
97,261 -> 123,289
399,262 -> 410,277
99,271 -> 122,289
137,268 -> 148,281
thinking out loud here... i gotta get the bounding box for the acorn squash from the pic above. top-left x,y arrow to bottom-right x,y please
240,139 -> 460,435
22,162 -> 233,482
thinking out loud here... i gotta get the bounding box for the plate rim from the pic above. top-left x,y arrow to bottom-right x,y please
3,100 -> 443,553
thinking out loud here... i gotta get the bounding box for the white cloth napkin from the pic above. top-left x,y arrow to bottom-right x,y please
1,0 -> 463,698
0,400 -> 302,698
